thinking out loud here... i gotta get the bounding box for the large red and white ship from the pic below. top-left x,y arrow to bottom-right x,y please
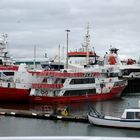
29,67 -> 127,104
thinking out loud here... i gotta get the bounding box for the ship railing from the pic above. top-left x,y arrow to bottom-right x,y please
38,71 -> 84,77
36,71 -> 101,78
32,83 -> 63,89
0,65 -> 18,71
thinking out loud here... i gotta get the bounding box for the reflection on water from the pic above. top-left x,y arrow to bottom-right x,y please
0,96 -> 140,136
0,115 -> 140,137
0,102 -> 30,110
86,124 -> 140,137
29,96 -> 140,117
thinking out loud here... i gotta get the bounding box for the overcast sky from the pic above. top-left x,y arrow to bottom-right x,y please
0,0 -> 140,60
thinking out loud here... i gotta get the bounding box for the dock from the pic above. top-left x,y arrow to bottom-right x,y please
0,108 -> 88,123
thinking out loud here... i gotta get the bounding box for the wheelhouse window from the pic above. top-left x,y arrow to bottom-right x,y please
126,112 -> 134,119
122,69 -> 140,76
3,72 -> 14,76
122,69 -> 129,75
107,72 -> 118,78
63,89 -> 96,96
135,112 -> 140,119
61,79 -> 65,84
42,78 -> 47,83
70,78 -> 95,84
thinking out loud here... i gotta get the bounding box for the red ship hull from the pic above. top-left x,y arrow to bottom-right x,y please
29,86 -> 126,104
0,87 -> 29,102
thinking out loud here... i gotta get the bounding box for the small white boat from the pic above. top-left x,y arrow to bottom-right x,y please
88,105 -> 140,129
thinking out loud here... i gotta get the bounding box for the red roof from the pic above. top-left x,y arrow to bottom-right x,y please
68,51 -> 96,57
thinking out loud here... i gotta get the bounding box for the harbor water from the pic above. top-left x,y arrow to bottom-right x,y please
0,95 -> 140,137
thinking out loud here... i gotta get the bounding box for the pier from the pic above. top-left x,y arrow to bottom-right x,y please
0,108 -> 88,123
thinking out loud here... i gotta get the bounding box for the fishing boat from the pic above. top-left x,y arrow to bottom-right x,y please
0,63 -> 43,102
88,105 -> 140,129
29,24 -> 127,104
0,34 -> 35,102
103,47 -> 140,94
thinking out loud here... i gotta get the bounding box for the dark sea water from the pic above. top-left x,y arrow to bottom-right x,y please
0,96 -> 140,137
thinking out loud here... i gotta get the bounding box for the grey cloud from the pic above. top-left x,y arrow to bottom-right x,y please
0,0 -> 140,60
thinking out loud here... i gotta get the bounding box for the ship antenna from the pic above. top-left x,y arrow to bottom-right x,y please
33,45 -> 36,70
58,44 -> 61,70
62,44 -> 64,61
86,23 -> 90,65
65,29 -> 70,69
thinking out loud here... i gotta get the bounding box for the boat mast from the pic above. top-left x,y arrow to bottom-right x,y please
0,34 -> 8,65
82,23 -> 91,65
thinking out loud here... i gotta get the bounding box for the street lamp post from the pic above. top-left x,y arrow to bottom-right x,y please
65,29 -> 70,69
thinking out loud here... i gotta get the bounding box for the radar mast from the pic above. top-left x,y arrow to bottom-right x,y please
82,23 -> 91,65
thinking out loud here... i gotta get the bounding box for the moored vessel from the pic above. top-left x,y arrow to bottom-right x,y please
0,34 -> 32,102
29,25 -> 127,104
103,47 -> 140,94
88,104 -> 140,129
0,63 -> 42,102
29,67 -> 127,104
0,34 -> 18,79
